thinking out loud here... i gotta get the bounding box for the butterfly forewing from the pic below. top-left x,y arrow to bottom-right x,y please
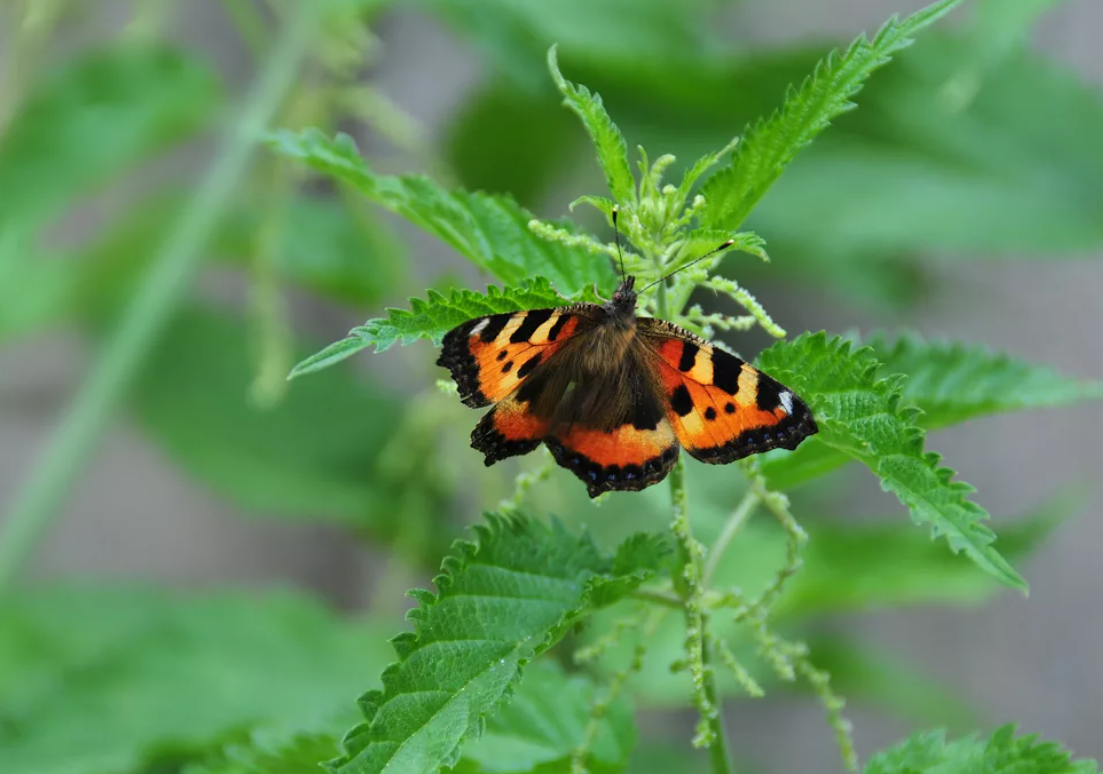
638,318 -> 817,463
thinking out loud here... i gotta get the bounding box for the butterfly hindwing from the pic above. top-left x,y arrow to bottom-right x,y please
437,307 -> 587,408
639,318 -> 818,463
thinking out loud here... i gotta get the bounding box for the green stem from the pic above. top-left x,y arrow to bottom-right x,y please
668,459 -> 733,774
0,2 -> 322,592
702,489 -> 759,584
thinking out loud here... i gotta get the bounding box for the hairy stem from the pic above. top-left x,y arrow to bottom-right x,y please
0,2 -> 322,592
668,459 -> 732,774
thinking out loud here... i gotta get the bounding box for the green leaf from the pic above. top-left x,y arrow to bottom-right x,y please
329,515 -> 664,774
761,333 -> 1102,491
454,661 -> 635,774
268,129 -> 615,297
132,307 -> 400,524
866,725 -> 1099,774
757,333 -> 1026,590
0,45 -> 218,226
700,0 -> 964,231
869,332 -> 1103,428
424,0 -> 722,92
289,278 -> 578,378
186,733 -> 342,774
0,586 -> 392,774
547,45 -> 635,205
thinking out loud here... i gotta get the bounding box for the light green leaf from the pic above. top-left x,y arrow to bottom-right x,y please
547,45 -> 635,205
268,129 -> 615,297
454,661 -> 635,774
133,307 -> 400,524
700,0 -> 964,231
0,45 -> 218,226
757,333 -> 1026,590
866,725 -> 1099,774
329,515 -> 665,774
289,278 -> 578,378
869,331 -> 1103,428
0,587 -> 392,774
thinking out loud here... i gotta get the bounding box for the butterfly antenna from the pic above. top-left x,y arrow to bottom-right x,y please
639,239 -> 736,294
612,207 -> 626,281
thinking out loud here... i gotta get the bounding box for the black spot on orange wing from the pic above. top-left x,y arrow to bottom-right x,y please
678,341 -> 699,372
517,353 -> 542,378
671,384 -> 694,417
712,350 -> 743,395
755,374 -> 782,411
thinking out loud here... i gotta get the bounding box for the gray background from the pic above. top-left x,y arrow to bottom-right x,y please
0,1 -> 1100,770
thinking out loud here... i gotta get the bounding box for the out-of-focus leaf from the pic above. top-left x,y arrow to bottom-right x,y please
267,129 -> 616,297
0,226 -> 79,341
186,733 -> 341,774
424,0 -> 723,91
865,725 -> 1099,774
444,81 -> 577,206
0,45 -> 219,226
289,278 -> 581,378
453,661 -> 636,774
0,586 -> 391,774
132,307 -> 399,524
217,194 -> 404,307
802,635 -> 977,728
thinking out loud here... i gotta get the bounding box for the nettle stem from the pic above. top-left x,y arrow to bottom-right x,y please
668,459 -> 733,774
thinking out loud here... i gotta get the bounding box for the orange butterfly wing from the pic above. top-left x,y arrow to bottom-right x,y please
438,306 -> 590,464
639,319 -> 818,463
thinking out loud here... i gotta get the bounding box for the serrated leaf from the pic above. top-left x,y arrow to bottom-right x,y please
757,333 -> 1025,590
453,661 -> 635,774
268,129 -> 615,297
700,0 -> 964,231
761,333 -> 1102,491
329,514 -> 663,774
289,278 -> 578,378
0,587 -> 392,774
866,725 -> 1099,774
547,45 -> 635,205
0,44 -> 218,227
132,307 -> 400,524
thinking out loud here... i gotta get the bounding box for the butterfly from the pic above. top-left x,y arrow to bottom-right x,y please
436,272 -> 818,498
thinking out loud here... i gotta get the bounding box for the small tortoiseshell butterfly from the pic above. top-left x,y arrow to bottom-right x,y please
436,229 -> 818,497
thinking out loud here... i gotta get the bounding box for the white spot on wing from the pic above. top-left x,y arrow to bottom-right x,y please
470,319 -> 489,336
779,391 -> 794,415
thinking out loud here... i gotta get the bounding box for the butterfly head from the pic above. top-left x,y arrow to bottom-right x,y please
607,275 -> 638,319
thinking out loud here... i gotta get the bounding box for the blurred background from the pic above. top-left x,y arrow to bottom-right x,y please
1,1 -> 1101,772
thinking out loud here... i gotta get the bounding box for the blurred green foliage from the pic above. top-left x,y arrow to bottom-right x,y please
0,1 -> 1101,773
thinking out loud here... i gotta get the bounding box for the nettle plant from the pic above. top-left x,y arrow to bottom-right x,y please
268,0 -> 1098,772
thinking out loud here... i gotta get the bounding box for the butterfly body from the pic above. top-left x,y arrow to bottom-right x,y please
437,277 -> 817,497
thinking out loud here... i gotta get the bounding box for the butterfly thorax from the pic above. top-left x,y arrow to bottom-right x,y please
603,275 -> 638,323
